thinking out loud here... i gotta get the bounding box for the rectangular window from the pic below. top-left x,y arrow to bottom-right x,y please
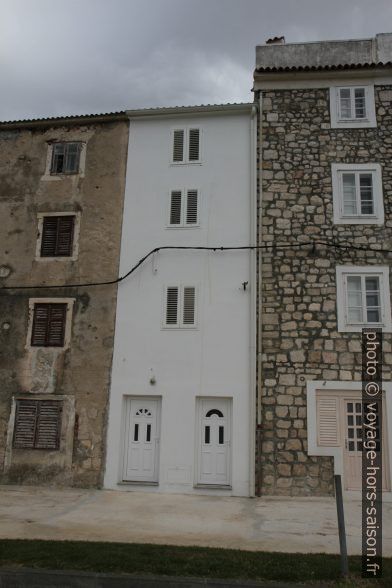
50,142 -> 81,174
13,399 -> 62,450
336,266 -> 392,332
332,164 -> 383,225
40,215 -> 75,257
171,128 -> 201,164
330,85 -> 376,128
168,189 -> 199,227
163,285 -> 197,328
31,303 -> 67,347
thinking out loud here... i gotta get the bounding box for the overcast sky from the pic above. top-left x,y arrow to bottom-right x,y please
1,0 -> 391,121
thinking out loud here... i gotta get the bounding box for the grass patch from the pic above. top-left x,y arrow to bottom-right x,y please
0,539 -> 391,586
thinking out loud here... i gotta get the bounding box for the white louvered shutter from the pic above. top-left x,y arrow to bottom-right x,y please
173,130 -> 184,162
183,287 -> 196,325
166,287 -> 179,326
170,191 -> 182,225
188,129 -> 200,161
186,190 -> 198,225
316,396 -> 340,446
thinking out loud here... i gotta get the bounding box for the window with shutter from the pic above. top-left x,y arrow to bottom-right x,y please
172,130 -> 184,162
50,142 -> 81,174
40,216 -> 75,257
188,129 -> 200,161
164,286 -> 197,328
31,303 -> 67,347
316,396 -> 340,446
168,189 -> 199,227
13,399 -> 62,450
171,128 -> 201,163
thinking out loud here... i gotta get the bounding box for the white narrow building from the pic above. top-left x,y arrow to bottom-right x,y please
104,104 -> 257,496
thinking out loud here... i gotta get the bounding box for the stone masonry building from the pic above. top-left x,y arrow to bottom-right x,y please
254,34 -> 392,497
0,113 -> 129,487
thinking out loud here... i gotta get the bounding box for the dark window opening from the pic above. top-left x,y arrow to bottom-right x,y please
204,426 -> 210,444
50,142 -> 81,174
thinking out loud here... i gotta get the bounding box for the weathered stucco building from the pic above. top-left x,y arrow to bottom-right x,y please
0,113 -> 129,487
254,34 -> 392,497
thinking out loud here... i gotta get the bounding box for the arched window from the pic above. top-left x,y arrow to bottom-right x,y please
136,408 -> 152,416
205,409 -> 224,418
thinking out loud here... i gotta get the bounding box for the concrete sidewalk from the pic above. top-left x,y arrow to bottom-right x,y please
0,485 -> 391,555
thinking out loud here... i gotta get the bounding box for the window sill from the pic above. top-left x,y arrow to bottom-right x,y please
333,216 -> 384,225
118,481 -> 159,486
194,484 -> 232,490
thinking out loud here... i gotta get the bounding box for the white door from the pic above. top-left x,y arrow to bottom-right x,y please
343,399 -> 389,491
197,398 -> 231,486
122,397 -> 160,483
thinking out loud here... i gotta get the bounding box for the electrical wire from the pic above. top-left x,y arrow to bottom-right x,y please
0,240 -> 391,290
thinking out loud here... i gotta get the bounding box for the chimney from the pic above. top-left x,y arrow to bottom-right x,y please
266,36 -> 285,45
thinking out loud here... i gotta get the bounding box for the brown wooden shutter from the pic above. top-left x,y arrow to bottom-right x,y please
13,400 -> 62,449
173,130 -> 184,162
31,303 -> 67,347
316,395 -> 340,446
31,304 -> 50,346
13,400 -> 38,448
47,304 -> 67,347
41,216 -> 75,257
35,401 -> 62,449
188,129 -> 200,161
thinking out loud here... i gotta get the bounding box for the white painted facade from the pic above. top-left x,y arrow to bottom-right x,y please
104,105 -> 256,496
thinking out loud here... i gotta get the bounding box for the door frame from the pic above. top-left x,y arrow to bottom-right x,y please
194,396 -> 232,488
307,381 -> 392,499
120,395 -> 162,485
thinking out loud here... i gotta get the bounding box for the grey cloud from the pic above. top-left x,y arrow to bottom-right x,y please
1,0 -> 392,120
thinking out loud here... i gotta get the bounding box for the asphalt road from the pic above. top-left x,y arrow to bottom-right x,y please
0,569 -> 327,588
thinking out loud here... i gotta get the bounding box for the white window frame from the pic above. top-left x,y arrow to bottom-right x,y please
170,128 -> 202,165
331,163 -> 384,225
25,297 -> 75,350
162,285 -> 198,329
330,85 -> 376,128
336,266 -> 392,333
35,212 -> 81,261
166,188 -> 200,229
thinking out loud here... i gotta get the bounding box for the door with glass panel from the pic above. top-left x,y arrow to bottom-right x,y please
197,398 -> 231,486
343,399 -> 389,490
122,397 -> 160,483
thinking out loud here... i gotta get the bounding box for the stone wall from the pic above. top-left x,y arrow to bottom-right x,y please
258,85 -> 392,496
0,118 -> 129,487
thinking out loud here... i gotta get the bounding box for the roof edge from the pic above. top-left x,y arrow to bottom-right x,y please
126,103 -> 254,119
0,111 -> 128,130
